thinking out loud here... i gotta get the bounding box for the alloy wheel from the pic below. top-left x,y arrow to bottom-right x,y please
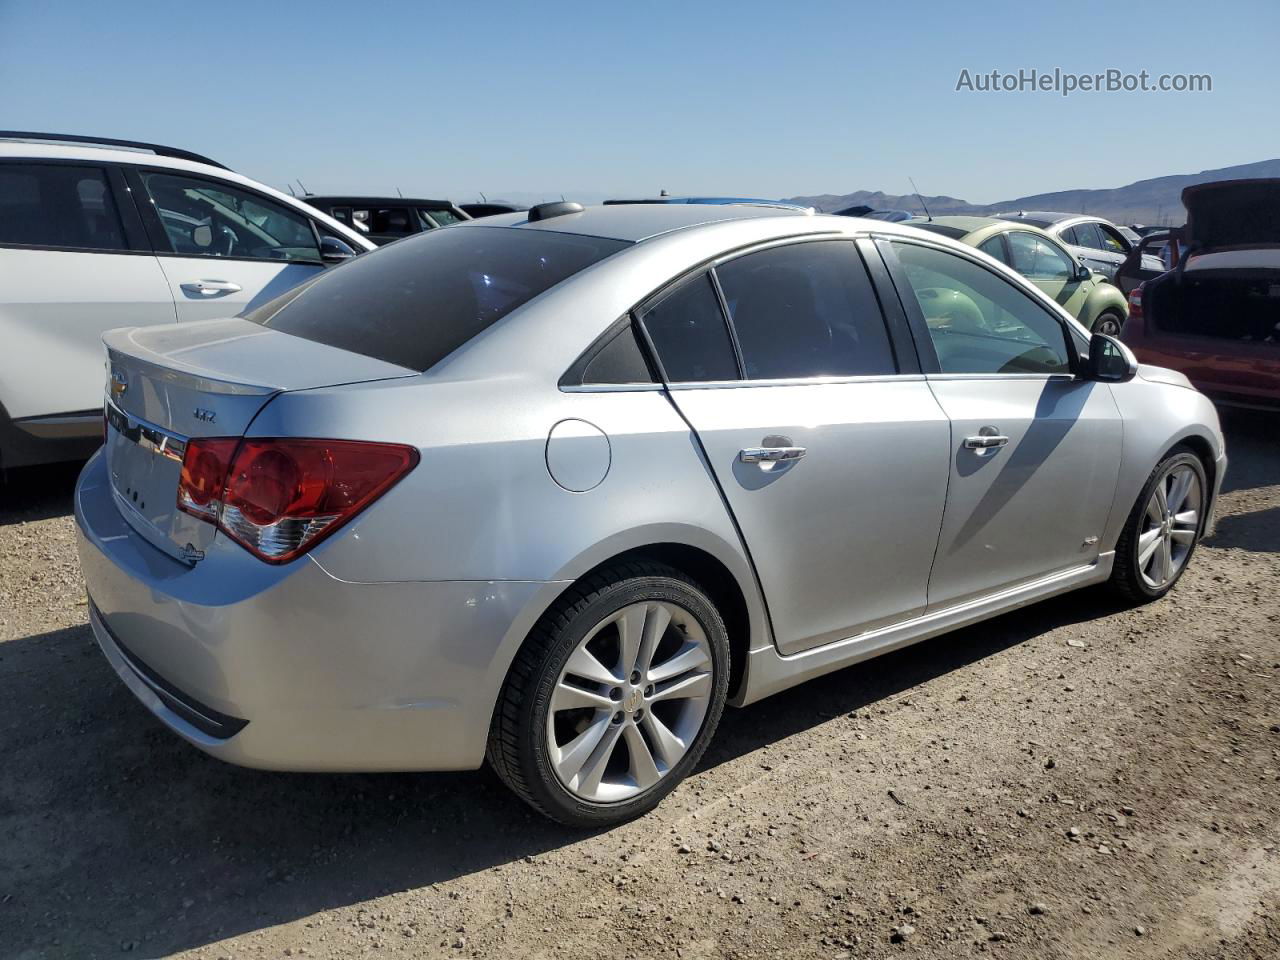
547,600 -> 713,803
1137,463 -> 1202,590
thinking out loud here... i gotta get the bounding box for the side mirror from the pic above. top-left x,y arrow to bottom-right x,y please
1075,257 -> 1092,281
320,235 -> 358,264
1086,333 -> 1138,383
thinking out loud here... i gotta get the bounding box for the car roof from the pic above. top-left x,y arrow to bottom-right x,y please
904,215 -> 1002,237
307,195 -> 460,208
996,211 -> 1112,229
457,202 -> 813,242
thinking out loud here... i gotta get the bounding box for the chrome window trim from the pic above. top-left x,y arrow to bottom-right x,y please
665,373 -> 928,391
559,382 -> 666,394
923,372 -> 1077,383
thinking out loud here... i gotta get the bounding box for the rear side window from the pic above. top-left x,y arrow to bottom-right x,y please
978,235 -> 1008,264
252,226 -> 629,371
0,163 -> 126,252
715,241 -> 897,379
639,273 -> 739,382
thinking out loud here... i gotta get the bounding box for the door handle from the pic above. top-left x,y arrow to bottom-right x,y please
180,280 -> 242,296
963,434 -> 1010,449
740,446 -> 806,463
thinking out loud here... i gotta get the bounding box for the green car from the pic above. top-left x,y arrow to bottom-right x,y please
905,216 -> 1128,335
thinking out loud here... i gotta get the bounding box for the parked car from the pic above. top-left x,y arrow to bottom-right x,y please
906,216 -> 1130,334
0,132 -> 374,470
1121,179 -> 1280,411
1115,230 -> 1181,295
604,196 -> 811,212
832,205 -> 916,221
996,211 -> 1162,282
77,202 -> 1225,827
460,201 -> 527,219
304,196 -> 471,246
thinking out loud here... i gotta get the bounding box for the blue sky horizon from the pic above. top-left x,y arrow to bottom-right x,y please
2,0 -> 1275,206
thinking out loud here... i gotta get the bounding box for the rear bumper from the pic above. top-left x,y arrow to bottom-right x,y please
75,450 -> 558,772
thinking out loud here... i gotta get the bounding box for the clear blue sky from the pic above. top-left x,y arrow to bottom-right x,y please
2,0 -> 1275,204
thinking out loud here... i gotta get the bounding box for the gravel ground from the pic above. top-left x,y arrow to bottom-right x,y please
2,411 -> 1277,960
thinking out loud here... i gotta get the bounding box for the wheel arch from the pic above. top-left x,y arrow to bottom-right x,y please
491,528 -> 769,711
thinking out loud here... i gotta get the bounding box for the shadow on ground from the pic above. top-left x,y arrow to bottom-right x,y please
0,460 -> 82,526
0,585 -> 1133,958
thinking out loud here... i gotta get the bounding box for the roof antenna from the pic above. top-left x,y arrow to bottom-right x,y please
479,191 -> 488,202
286,183 -> 296,197
296,179 -> 310,197
397,187 -> 404,198
909,177 -> 931,221
659,188 -> 670,197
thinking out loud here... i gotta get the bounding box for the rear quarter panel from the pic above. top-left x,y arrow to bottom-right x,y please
250,374 -> 769,637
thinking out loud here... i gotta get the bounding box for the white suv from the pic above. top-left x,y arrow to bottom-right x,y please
0,133 -> 376,469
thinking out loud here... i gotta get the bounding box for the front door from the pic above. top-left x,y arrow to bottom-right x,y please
130,169 -> 330,320
638,241 -> 950,655
884,238 -> 1122,608
1007,230 -> 1092,318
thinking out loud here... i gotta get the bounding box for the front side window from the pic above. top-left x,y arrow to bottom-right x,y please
250,226 -> 628,372
638,273 -> 739,383
1007,231 -> 1074,281
141,172 -> 321,262
1096,224 -> 1128,253
891,241 -> 1072,375
715,241 -> 897,379
421,207 -> 463,228
0,163 -> 126,252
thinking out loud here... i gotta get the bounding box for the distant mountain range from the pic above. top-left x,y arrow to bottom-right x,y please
785,158 -> 1280,226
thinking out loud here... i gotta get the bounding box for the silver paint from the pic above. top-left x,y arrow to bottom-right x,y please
75,207 -> 1227,774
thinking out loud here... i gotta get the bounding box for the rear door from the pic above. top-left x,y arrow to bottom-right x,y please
127,168 -> 332,319
641,239 -> 950,655
883,237 -> 1122,608
0,160 -> 175,425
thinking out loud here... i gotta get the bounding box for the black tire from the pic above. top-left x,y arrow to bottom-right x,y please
486,560 -> 730,827
1093,310 -> 1124,337
1110,448 -> 1207,603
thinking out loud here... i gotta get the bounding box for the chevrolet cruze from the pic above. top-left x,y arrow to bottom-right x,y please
76,202 -> 1226,826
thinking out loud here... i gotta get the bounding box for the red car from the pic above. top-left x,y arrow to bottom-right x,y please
1121,179 -> 1280,411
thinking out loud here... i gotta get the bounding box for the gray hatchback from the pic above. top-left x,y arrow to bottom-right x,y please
76,202 -> 1226,826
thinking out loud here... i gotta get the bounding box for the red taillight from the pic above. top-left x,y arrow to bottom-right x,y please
1127,282 -> 1144,322
178,438 -> 238,521
177,438 -> 418,564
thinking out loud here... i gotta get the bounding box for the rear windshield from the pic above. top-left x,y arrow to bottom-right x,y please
248,226 -> 629,371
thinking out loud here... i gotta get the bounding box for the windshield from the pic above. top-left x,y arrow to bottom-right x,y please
248,226 -> 629,371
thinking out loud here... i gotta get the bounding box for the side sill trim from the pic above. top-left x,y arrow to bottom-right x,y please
735,556 -> 1113,706
13,410 -> 102,439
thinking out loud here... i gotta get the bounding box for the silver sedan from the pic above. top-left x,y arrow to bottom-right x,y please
75,202 -> 1226,827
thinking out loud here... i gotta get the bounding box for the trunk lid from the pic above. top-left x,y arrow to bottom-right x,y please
102,318 -> 417,563
1182,178 -> 1280,252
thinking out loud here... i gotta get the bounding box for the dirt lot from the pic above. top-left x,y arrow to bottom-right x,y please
2,412 -> 1277,960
